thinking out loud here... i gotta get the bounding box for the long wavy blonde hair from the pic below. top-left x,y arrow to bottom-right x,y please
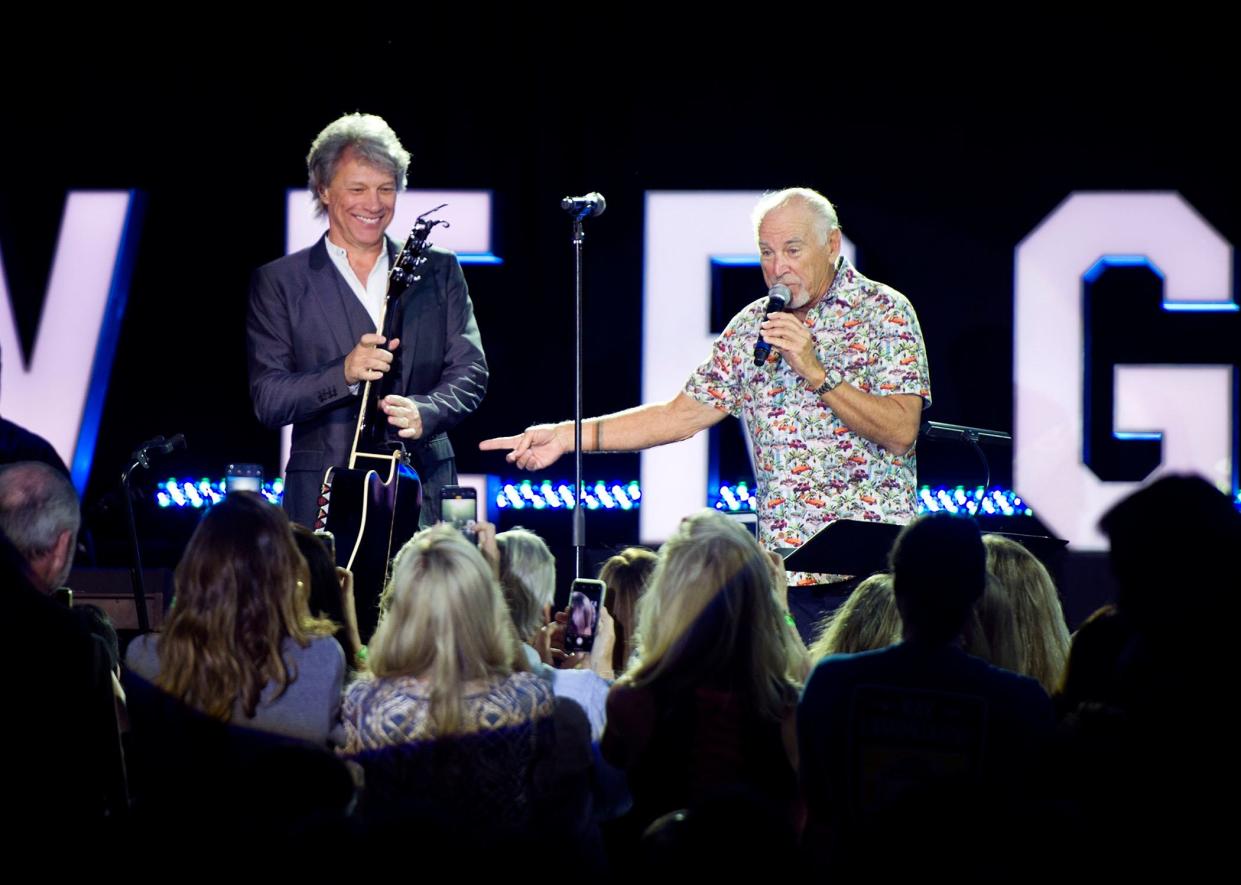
157,492 -> 334,720
370,525 -> 527,735
620,510 -> 801,721
977,534 -> 1070,691
809,573 -> 901,660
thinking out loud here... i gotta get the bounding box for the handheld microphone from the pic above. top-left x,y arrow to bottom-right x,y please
753,283 -> 791,366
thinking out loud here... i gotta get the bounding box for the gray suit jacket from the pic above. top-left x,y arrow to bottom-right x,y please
246,234 -> 487,527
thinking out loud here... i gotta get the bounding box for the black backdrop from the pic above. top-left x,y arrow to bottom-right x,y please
2,32 -> 1236,567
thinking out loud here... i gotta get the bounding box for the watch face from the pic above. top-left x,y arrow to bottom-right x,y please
817,369 -> 843,394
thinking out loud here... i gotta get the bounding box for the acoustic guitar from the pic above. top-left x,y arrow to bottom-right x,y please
316,205 -> 450,641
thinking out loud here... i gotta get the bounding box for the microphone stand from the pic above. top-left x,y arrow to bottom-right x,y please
561,194 -> 604,579
121,434 -> 186,632
572,213 -> 587,579
121,447 -> 155,633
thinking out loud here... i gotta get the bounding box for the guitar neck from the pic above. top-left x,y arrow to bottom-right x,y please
345,211 -> 446,467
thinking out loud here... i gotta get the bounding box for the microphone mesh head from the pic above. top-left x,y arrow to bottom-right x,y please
768,283 -> 790,311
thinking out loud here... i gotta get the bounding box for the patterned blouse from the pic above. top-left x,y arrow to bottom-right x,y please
684,256 -> 931,584
341,669 -> 555,751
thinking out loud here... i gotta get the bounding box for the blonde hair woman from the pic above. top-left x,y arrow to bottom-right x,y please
808,573 -> 901,660
602,509 -> 805,844
979,534 -> 1070,692
344,524 -> 540,742
341,525 -> 595,836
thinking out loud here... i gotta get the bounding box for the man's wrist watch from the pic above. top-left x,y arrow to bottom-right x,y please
811,367 -> 844,397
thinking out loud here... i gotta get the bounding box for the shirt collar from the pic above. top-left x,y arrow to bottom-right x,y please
323,234 -> 391,268
810,254 -> 855,315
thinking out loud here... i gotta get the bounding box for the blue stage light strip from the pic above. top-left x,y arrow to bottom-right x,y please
495,479 -> 643,511
712,481 -> 759,512
155,477 -> 285,509
710,484 -> 1034,517
154,477 -> 1238,518
917,486 -> 1031,517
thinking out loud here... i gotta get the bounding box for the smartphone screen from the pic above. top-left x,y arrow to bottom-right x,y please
565,578 -> 605,654
225,463 -> 263,494
313,529 -> 337,560
440,486 -> 478,543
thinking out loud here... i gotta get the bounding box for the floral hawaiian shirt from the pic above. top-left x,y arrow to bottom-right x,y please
684,256 -> 931,585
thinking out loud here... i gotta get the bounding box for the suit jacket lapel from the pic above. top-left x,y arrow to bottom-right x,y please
309,234 -> 380,354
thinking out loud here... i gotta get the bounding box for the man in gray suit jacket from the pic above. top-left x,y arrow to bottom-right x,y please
246,113 -> 487,529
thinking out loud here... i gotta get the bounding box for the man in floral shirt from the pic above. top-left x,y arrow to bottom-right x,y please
685,191 -> 930,582
481,188 -> 929,584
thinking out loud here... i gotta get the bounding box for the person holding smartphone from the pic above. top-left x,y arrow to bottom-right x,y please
491,528 -> 614,739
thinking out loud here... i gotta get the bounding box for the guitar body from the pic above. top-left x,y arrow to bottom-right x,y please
319,453 -> 422,642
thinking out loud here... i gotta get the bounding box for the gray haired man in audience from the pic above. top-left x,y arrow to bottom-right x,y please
0,460 -> 80,593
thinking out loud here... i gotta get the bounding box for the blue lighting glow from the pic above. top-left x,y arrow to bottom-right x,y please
711,254 -> 761,267
494,479 -> 644,512
151,476 -> 1041,520
711,482 -> 759,513
1083,255 -> 1162,283
707,482 -> 1036,517
72,190 -> 146,497
1083,254 -> 1236,312
917,486 -> 1030,518
456,253 -> 503,265
1163,302 -> 1239,312
153,478 -> 285,509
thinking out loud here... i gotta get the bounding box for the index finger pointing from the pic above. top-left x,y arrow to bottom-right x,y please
479,435 -> 522,452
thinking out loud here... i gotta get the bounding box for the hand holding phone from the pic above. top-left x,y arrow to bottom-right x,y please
564,578 -> 605,654
440,485 -> 479,544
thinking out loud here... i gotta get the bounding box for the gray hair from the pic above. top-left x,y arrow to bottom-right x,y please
0,461 -> 80,561
496,528 -> 556,642
751,187 -> 840,246
306,113 -> 411,218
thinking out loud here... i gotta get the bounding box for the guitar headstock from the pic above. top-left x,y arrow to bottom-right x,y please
390,203 -> 451,290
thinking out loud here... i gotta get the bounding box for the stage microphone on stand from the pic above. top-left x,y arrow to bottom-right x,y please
560,192 -> 607,219
753,283 -> 791,366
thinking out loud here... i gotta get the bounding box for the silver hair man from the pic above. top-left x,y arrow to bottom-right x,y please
751,186 -> 840,245
0,461 -> 80,591
306,113 -> 412,219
